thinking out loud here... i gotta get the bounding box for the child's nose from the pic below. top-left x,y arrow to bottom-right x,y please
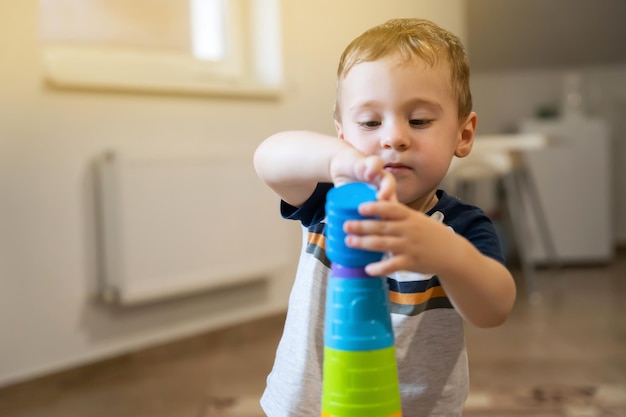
380,123 -> 411,150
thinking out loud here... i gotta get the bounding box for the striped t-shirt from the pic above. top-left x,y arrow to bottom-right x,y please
261,184 -> 504,417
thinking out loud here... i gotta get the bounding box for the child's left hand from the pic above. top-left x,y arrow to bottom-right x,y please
343,200 -> 459,277
345,196 -> 516,329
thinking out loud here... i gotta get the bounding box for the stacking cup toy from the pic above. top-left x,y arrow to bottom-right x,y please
322,182 -> 402,417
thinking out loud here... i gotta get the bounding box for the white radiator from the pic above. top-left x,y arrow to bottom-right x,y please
95,151 -> 289,306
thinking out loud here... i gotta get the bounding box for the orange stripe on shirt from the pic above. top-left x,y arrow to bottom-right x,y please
389,285 -> 447,305
308,232 -> 326,249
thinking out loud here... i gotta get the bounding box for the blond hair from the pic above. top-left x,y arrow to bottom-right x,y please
334,18 -> 472,123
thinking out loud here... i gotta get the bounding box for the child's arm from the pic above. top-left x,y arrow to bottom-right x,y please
344,201 -> 516,328
254,130 -> 396,207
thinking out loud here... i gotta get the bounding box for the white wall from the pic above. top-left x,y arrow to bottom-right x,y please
470,66 -> 626,244
0,0 -> 467,387
465,0 -> 626,246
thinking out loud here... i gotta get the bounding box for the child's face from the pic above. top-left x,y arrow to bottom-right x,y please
335,54 -> 475,210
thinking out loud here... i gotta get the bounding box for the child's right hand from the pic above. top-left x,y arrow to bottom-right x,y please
330,146 -> 397,202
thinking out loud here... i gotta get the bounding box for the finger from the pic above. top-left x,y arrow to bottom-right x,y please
344,219 -> 392,236
364,256 -> 407,277
357,201 -> 407,220
345,234 -> 404,254
361,156 -> 385,183
376,172 -> 397,202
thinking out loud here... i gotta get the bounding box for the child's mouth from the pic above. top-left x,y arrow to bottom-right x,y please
384,163 -> 411,173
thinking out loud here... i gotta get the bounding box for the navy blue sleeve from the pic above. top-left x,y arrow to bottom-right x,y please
461,215 -> 505,264
432,191 -> 505,265
280,182 -> 333,227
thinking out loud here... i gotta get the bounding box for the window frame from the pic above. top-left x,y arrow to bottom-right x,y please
40,0 -> 283,99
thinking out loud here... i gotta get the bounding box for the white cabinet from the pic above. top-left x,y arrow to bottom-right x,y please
519,116 -> 613,264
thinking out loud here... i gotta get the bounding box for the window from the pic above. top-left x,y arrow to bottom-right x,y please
38,0 -> 283,98
190,0 -> 227,62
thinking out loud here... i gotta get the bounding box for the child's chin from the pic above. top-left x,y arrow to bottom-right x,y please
398,187 -> 436,208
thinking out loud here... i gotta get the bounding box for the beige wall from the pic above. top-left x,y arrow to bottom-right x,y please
0,0 -> 466,386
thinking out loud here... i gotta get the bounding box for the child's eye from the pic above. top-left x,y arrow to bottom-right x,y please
409,119 -> 431,127
359,121 -> 381,128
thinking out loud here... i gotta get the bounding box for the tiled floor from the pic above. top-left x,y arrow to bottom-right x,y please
1,251 -> 625,417
463,251 -> 626,416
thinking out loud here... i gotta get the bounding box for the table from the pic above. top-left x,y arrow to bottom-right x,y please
447,133 -> 559,302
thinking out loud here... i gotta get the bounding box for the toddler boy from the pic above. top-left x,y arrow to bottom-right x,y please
254,18 -> 516,417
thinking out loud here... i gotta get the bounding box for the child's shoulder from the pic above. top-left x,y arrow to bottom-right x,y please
431,189 -> 494,232
434,189 -> 504,263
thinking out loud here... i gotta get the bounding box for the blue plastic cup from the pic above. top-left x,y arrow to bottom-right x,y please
325,182 -> 385,268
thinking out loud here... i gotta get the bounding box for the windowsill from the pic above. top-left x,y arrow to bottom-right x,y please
41,45 -> 283,100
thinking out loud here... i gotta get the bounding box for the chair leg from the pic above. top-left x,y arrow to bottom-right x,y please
502,172 -> 541,302
516,165 -> 561,273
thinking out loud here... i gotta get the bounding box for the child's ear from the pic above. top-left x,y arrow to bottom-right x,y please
334,120 -> 345,140
454,112 -> 477,158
